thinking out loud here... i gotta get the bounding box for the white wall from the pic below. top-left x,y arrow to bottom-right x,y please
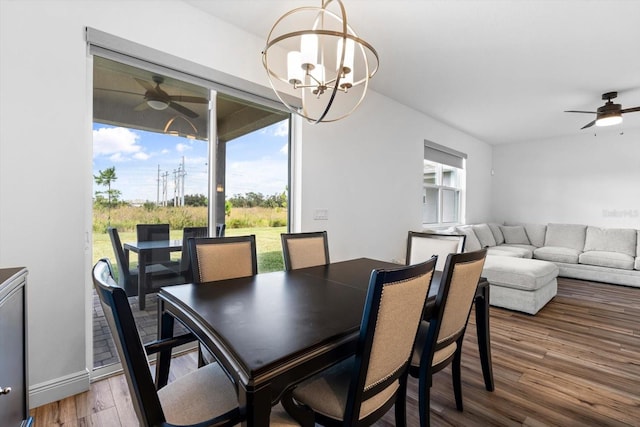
491,128 -> 640,228
0,0 -> 493,407
300,91 -> 494,263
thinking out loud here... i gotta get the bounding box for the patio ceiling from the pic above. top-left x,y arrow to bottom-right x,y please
93,56 -> 286,143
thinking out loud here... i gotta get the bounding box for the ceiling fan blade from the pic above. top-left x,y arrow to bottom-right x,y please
621,106 -> 640,114
94,88 -> 143,97
133,101 -> 149,112
565,110 -> 596,114
169,101 -> 198,118
580,120 -> 596,130
170,95 -> 209,104
134,78 -> 156,92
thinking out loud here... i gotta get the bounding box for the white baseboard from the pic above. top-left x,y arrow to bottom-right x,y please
29,369 -> 90,409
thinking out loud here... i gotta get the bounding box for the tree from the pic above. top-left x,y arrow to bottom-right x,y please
184,194 -> 208,207
94,166 -> 120,224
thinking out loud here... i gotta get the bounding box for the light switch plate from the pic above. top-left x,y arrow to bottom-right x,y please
314,209 -> 329,220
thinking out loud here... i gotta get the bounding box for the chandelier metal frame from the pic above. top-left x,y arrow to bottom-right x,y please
262,0 -> 379,123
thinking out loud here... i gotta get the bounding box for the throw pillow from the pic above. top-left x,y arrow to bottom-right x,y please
505,222 -> 547,247
473,224 -> 497,247
500,225 -> 530,245
455,225 -> 482,252
488,223 -> 505,245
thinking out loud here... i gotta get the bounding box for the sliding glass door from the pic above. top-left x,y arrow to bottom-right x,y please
92,55 -> 290,372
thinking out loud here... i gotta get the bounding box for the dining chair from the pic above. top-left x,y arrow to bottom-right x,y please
188,235 -> 258,283
107,227 -> 181,300
136,223 -> 180,270
281,256 -> 438,427
409,248 -> 487,427
406,231 -> 466,271
188,235 -> 258,366
92,258 -> 298,427
178,226 -> 209,283
92,257 -> 240,426
281,231 -> 330,271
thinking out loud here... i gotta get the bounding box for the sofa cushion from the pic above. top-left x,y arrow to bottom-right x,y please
455,225 -> 482,252
488,223 -> 505,245
544,223 -> 587,251
505,222 -> 547,247
583,226 -> 637,257
473,224 -> 497,247
486,247 -> 522,258
579,251 -> 635,270
500,225 -> 530,245
483,256 -> 559,291
636,257 -> 640,270
491,245 -> 534,258
534,246 -> 581,264
501,244 -> 536,257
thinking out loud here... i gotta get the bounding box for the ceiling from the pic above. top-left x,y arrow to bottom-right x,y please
185,0 -> 640,144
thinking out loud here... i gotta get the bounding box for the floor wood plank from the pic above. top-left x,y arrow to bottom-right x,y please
31,277 -> 640,426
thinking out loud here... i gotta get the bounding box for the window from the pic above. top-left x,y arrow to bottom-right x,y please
423,140 -> 466,226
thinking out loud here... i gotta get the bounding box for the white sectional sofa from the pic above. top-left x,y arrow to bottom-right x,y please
448,222 -> 640,314
456,222 -> 640,287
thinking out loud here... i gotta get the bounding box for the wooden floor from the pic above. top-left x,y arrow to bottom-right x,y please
31,277 -> 640,426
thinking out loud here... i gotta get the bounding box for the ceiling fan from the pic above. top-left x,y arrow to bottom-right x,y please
565,91 -> 640,130
132,76 -> 208,118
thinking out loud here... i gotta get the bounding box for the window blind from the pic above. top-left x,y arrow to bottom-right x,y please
424,139 -> 466,169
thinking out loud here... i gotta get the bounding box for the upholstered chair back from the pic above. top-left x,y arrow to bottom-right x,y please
189,236 -> 258,283
281,231 -> 330,270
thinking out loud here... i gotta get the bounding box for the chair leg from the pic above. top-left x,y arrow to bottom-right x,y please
452,345 -> 464,411
395,376 -> 408,427
418,374 -> 432,427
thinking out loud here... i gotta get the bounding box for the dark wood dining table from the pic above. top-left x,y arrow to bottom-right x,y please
123,239 -> 183,309
156,257 -> 493,426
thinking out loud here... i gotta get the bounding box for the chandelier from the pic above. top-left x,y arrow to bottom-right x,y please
262,0 -> 379,123
163,116 -> 198,139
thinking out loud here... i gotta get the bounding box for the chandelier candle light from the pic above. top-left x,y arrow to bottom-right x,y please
262,0 -> 379,123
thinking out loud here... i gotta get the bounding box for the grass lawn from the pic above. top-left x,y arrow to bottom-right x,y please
93,226 -> 286,273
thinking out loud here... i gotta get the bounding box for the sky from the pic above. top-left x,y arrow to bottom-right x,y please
92,120 -> 289,202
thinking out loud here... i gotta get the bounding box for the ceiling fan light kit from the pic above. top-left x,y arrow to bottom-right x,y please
595,111 -> 622,127
262,0 -> 379,123
146,98 -> 170,110
565,91 -> 640,130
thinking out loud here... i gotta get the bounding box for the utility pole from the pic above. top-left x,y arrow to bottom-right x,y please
180,156 -> 186,206
161,171 -> 169,206
173,167 -> 179,207
157,158 -> 186,207
171,158 -> 187,207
